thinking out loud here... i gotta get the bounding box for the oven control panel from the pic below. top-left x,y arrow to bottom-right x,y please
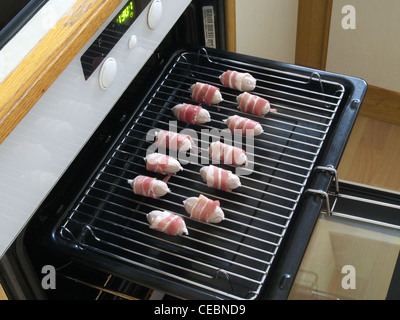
0,0 -> 191,259
99,57 -> 117,90
147,0 -> 163,29
81,0 -> 151,81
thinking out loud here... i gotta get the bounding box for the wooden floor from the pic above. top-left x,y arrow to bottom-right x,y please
0,285 -> 6,300
338,115 -> 400,192
0,115 -> 398,300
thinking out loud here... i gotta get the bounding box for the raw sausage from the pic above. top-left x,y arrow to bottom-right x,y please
145,153 -> 183,175
225,115 -> 263,137
209,141 -> 248,167
190,82 -> 223,106
220,70 -> 256,91
184,194 -> 224,223
237,92 -> 276,117
147,210 -> 188,236
172,103 -> 211,124
200,165 -> 241,192
128,175 -> 170,199
154,130 -> 195,152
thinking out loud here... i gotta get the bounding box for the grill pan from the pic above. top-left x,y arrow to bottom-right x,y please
42,48 -> 367,300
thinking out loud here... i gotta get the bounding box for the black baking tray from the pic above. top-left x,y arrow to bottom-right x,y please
22,47 -> 367,300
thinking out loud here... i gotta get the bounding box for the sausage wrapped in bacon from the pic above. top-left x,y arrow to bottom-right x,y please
184,194 -> 224,223
220,70 -> 256,92
190,82 -> 223,106
128,175 -> 170,199
225,115 -> 263,137
237,92 -> 276,117
147,210 -> 188,236
154,130 -> 196,153
209,141 -> 248,167
145,153 -> 183,175
172,103 -> 211,124
200,165 -> 241,192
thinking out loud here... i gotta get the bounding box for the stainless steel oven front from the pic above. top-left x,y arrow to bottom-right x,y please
0,0 -> 227,300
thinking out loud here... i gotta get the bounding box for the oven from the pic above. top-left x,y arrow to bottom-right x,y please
0,0 -> 48,50
0,0 -> 399,301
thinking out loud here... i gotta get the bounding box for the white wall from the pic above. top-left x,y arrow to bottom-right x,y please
235,0 -> 400,92
235,0 -> 298,64
326,0 -> 400,92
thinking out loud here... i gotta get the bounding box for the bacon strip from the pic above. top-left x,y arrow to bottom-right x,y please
155,130 -> 195,152
200,165 -> 241,192
220,70 -> 256,91
237,92 -> 276,117
147,210 -> 188,236
145,153 -> 182,175
226,115 -> 263,137
190,82 -> 223,106
129,175 -> 169,199
209,141 -> 248,167
172,103 -> 210,124
184,194 -> 224,223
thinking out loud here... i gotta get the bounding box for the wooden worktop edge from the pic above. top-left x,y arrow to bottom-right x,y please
0,0 -> 124,144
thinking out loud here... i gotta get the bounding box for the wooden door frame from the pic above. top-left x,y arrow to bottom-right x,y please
224,0 -> 333,69
224,0 -> 236,52
0,0 -> 124,144
225,0 -> 400,125
295,0 -> 332,70
295,0 -> 400,125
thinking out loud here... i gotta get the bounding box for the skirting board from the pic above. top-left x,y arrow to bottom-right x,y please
360,85 -> 400,126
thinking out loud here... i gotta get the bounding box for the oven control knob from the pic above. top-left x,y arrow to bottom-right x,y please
147,0 -> 163,30
99,57 -> 117,90
128,35 -> 137,50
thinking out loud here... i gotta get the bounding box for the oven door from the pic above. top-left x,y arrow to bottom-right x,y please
289,180 -> 400,300
0,0 -> 48,50
2,46 -> 364,300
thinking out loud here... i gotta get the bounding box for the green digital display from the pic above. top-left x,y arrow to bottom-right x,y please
116,1 -> 135,25
82,0 -> 144,80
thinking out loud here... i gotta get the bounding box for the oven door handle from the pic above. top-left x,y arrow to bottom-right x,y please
305,165 -> 339,216
307,166 -> 400,230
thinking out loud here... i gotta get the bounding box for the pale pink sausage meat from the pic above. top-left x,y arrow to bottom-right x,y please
147,210 -> 188,236
128,175 -> 170,199
154,130 -> 195,152
145,153 -> 182,175
237,92 -> 276,117
172,103 -> 211,124
190,82 -> 223,106
200,165 -> 241,192
209,141 -> 248,167
220,70 -> 256,91
184,194 -> 224,223
226,115 -> 263,137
